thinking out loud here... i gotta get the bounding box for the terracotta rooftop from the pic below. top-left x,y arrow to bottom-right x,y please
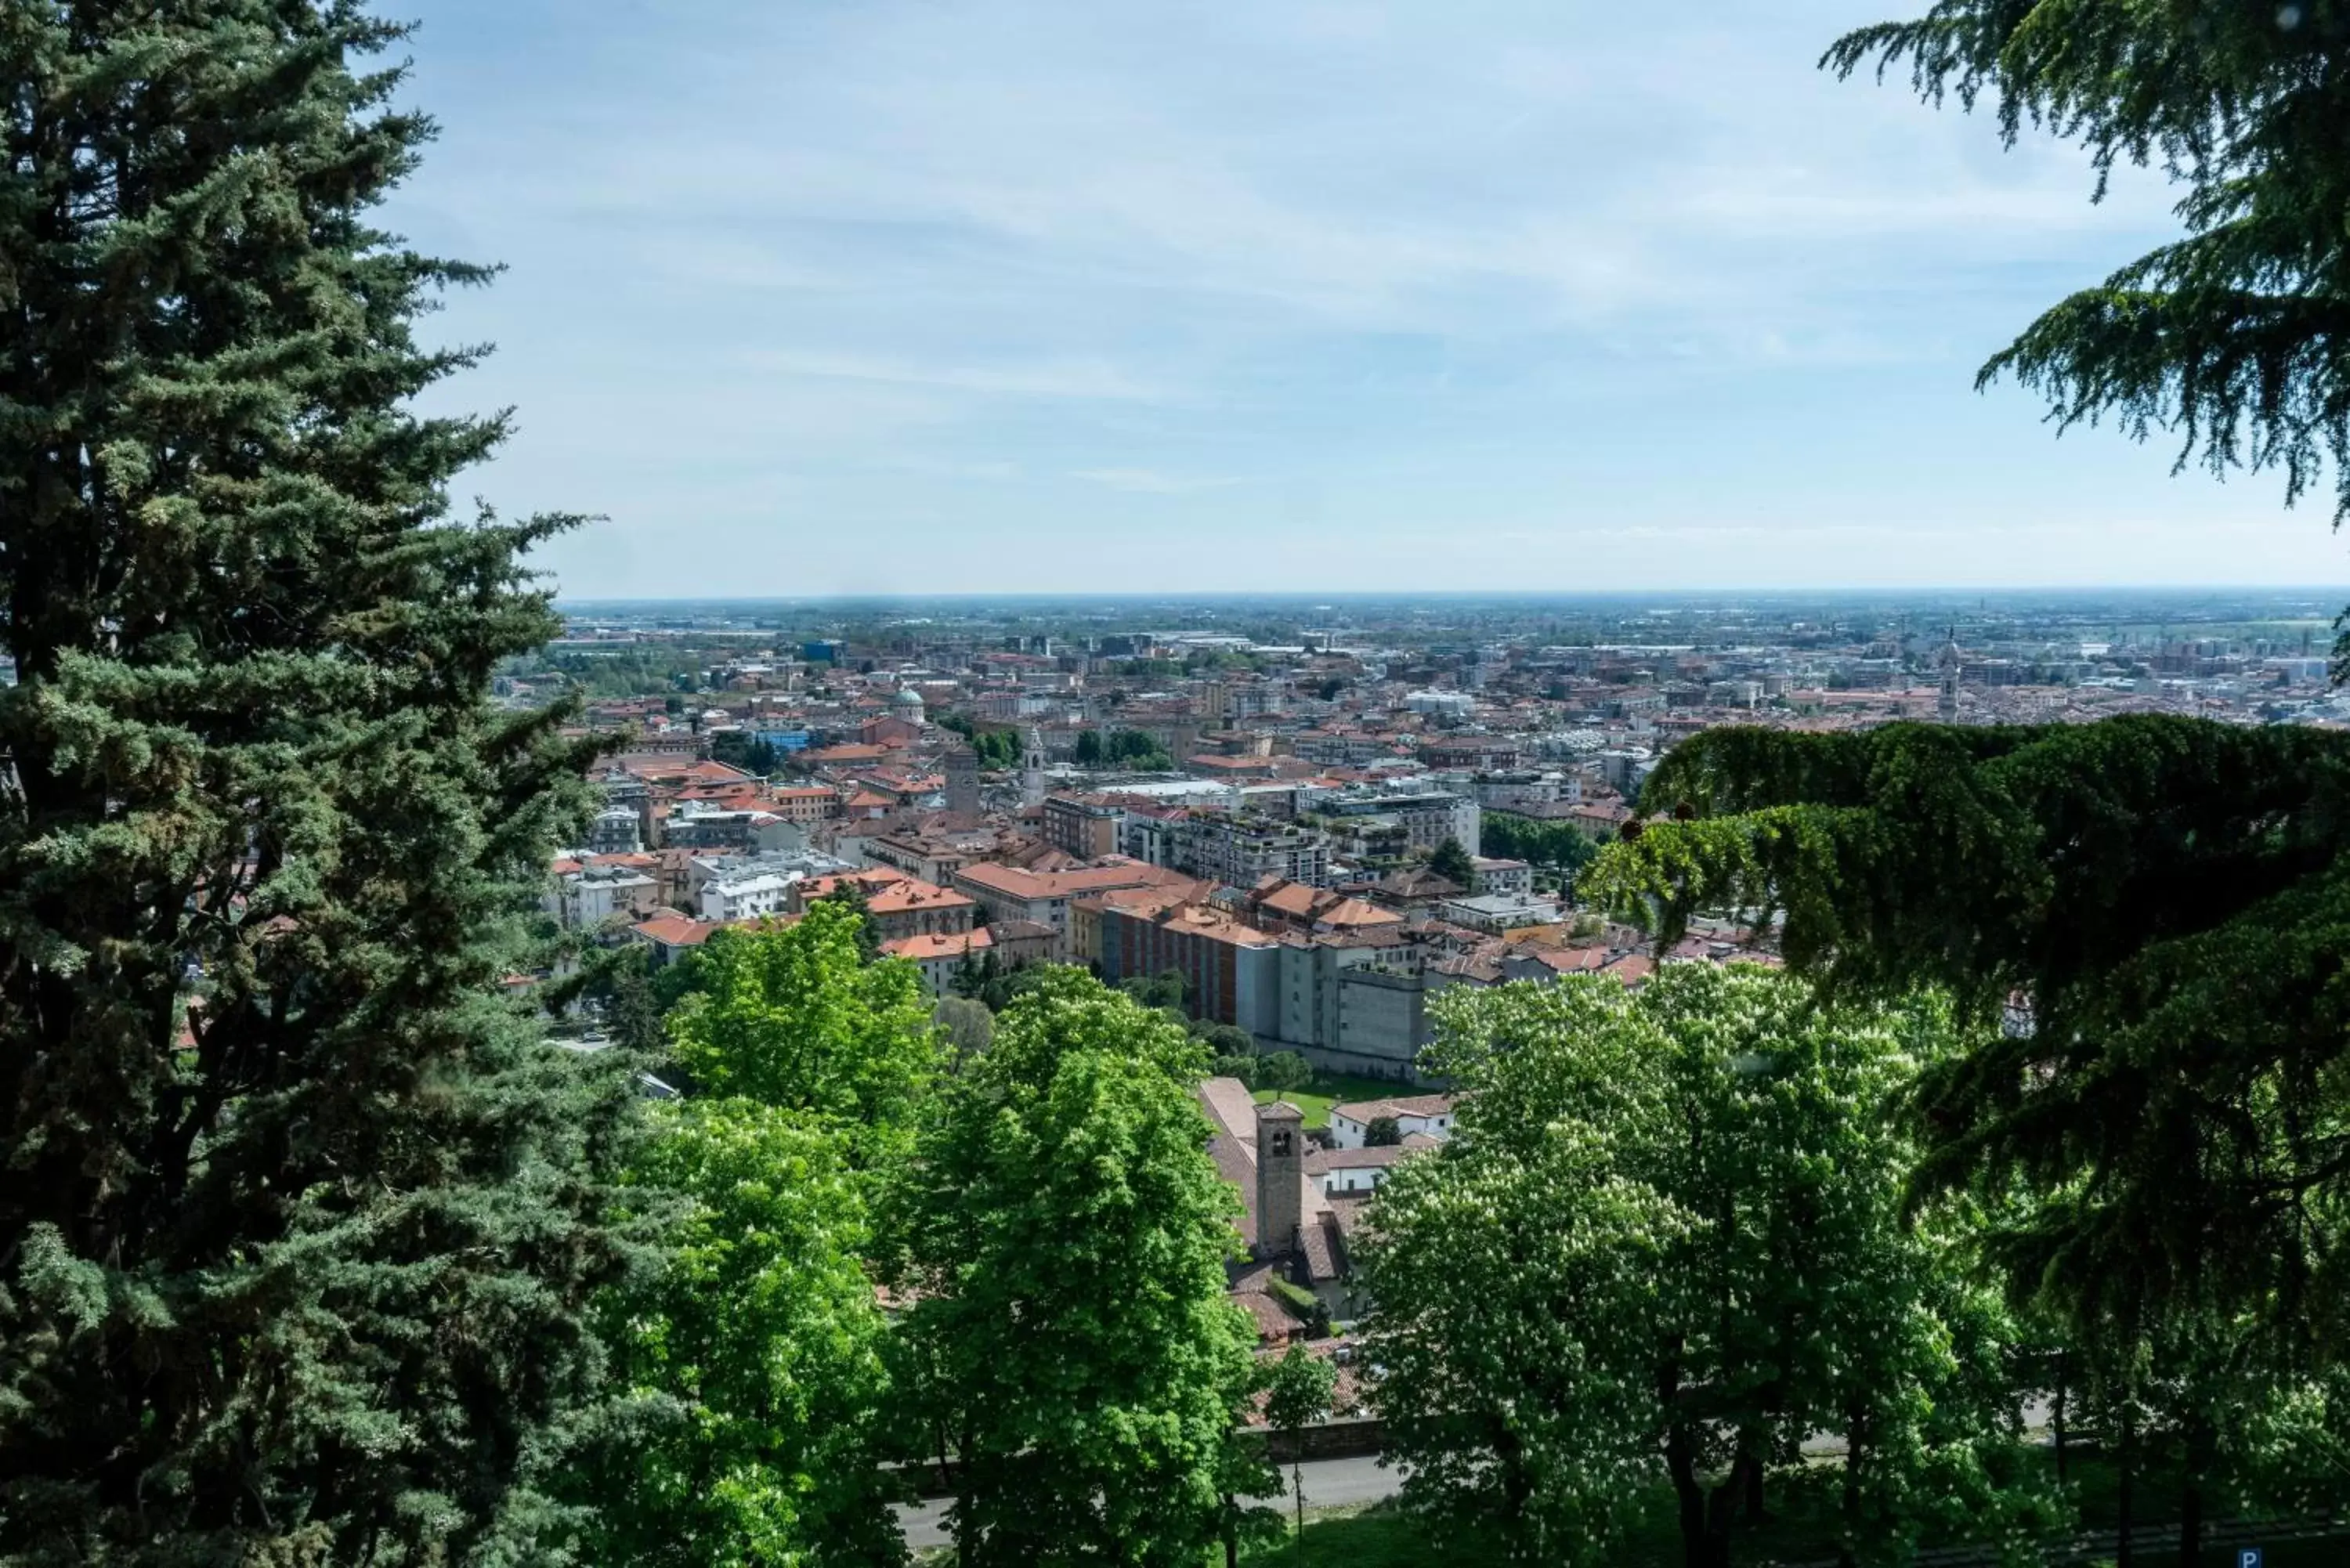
1330,1094 -> 1455,1123
881,928 -> 993,963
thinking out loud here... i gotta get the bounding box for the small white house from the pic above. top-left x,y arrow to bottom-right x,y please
1303,1134 -> 1441,1194
1327,1094 -> 1457,1151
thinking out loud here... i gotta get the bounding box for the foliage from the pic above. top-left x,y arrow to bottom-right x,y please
1823,1 -> 2350,543
888,969 -> 1261,1566
1079,728 -> 1176,771
1108,730 -> 1176,771
1264,1348 -> 1340,1552
710,729 -> 787,775
1585,717 -> 2350,1354
960,956 -> 1055,1014
1362,1116 -> 1404,1148
1121,968 -> 1189,1013
587,1100 -> 901,1568
1255,1052 -> 1314,1095
1263,1347 -> 1337,1436
819,879 -> 884,963
1199,1023 -> 1258,1058
940,714 -> 1020,769
1365,969 -> 2052,1567
1480,812 -> 1600,877
1267,1279 -> 1332,1338
934,995 -> 996,1056
665,904 -> 941,1162
1428,836 -> 1478,889
0,7 -> 653,1563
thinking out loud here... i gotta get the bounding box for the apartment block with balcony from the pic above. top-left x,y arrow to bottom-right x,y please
1172,813 -> 1331,890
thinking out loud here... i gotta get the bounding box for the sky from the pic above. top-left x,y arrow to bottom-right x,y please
381,0 -> 2350,598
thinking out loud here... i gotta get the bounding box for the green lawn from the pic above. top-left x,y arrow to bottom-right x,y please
1250,1073 -> 1418,1131
1235,1504 -> 1426,1566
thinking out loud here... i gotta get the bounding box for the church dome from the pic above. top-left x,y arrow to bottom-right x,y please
891,685 -> 925,716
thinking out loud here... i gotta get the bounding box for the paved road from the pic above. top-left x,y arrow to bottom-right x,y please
895,1454 -> 1406,1551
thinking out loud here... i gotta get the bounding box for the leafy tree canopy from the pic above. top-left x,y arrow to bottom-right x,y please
588,1100 -> 902,1568
888,969 -> 1257,1567
1482,812 -> 1601,876
666,903 -> 939,1158
1585,717 -> 2350,1352
1367,967 -> 2050,1568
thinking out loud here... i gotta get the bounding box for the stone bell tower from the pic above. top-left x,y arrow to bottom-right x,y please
944,743 -> 980,816
1253,1100 -> 1304,1262
1021,727 -> 1048,808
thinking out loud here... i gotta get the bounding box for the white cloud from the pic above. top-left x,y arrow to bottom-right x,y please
1070,468 -> 1242,494
740,349 -> 1170,402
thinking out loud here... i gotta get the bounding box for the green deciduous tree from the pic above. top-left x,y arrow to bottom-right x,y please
1481,813 -> 1600,878
889,969 -> 1259,1567
1260,1348 -> 1337,1561
665,902 -> 938,1159
933,995 -> 996,1057
1586,718 -> 2350,1357
1254,1051 -> 1312,1096
1367,968 -> 2051,1568
1361,1115 -> 1402,1148
0,6 -> 649,1563
586,1100 -> 901,1568
818,879 -> 884,964
1824,2 -> 2350,546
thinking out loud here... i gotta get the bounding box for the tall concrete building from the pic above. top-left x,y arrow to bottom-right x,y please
1253,1100 -> 1304,1261
944,744 -> 980,816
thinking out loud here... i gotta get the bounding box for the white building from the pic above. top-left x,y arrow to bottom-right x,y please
691,848 -> 853,922
1327,1093 -> 1457,1151
1405,690 -> 1475,721
551,865 -> 657,930
699,869 -> 797,923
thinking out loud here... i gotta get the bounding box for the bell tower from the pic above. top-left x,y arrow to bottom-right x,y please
945,744 -> 980,816
1021,727 -> 1048,808
1253,1100 -> 1304,1262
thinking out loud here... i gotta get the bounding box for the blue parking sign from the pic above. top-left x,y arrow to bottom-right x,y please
2237,1548 -> 2263,1568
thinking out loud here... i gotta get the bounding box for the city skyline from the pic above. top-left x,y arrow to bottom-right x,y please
389,1 -> 2350,598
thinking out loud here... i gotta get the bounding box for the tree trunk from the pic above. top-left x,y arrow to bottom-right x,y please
2179,1413 -> 2213,1568
1665,1422 -> 1715,1568
940,1428 -> 971,1568
1838,1404 -> 1866,1568
1292,1458 -> 1306,1568
1220,1491 -> 1238,1568
1741,1433 -> 1767,1523
1706,1452 -> 1755,1562
2115,1400 -> 2136,1568
2052,1350 -> 2068,1483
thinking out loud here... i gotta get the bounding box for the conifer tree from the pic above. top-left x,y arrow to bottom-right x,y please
1587,717 -> 2350,1357
1826,2 -> 2350,529
0,6 -> 647,1562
